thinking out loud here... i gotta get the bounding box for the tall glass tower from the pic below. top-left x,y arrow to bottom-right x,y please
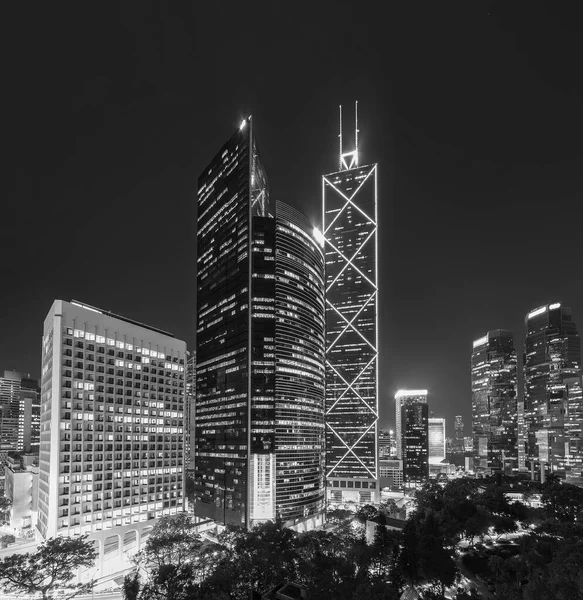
323,103 -> 379,505
523,303 -> 581,480
395,390 -> 428,487
275,201 -> 326,527
196,120 -> 326,529
471,330 -> 518,475
196,117 -> 275,528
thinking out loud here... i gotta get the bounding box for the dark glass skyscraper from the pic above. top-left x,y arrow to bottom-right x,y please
395,390 -> 428,487
323,103 -> 378,505
196,120 -> 326,529
275,201 -> 326,526
471,330 -> 518,475
523,303 -> 581,480
196,117 -> 275,528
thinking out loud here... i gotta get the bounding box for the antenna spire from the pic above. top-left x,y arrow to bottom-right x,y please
338,105 -> 343,171
355,100 -> 359,166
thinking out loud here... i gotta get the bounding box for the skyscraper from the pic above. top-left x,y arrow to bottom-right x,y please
275,201 -> 326,527
323,103 -> 379,505
471,330 -> 518,475
428,418 -> 446,464
395,390 -> 428,487
195,116 -> 275,528
454,415 -> 464,452
0,370 -> 40,455
38,300 -> 186,541
523,303 -> 581,480
195,119 -> 326,529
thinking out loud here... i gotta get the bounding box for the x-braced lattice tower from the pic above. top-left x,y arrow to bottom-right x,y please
323,102 -> 379,503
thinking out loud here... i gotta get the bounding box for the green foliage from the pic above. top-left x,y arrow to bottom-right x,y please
0,535 -> 97,600
541,480 -> 583,522
122,571 -> 140,600
0,496 -> 11,523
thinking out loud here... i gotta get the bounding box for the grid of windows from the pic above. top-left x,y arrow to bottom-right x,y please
38,301 -> 185,539
471,330 -> 517,475
275,202 -> 326,524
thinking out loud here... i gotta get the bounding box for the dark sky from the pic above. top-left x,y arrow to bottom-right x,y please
2,2 -> 583,436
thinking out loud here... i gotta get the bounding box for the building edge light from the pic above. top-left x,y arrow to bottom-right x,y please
472,335 -> 488,349
527,306 -> 547,319
549,302 -> 561,310
313,227 -> 325,248
395,389 -> 428,399
240,119 -> 246,130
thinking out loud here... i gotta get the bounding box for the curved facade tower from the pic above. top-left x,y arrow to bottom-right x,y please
275,201 -> 326,526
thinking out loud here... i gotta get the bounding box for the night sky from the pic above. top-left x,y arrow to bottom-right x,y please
2,2 -> 582,436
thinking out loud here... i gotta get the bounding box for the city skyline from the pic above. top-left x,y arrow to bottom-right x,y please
3,3 -> 583,432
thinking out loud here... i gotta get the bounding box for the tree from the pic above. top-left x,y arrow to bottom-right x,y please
122,571 -> 140,600
355,504 -> 379,525
0,535 -> 97,600
541,481 -> 583,522
0,535 -> 15,549
0,497 -> 11,524
135,514 -> 203,599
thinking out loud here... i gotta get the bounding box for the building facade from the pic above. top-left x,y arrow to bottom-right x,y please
38,300 -> 186,540
523,303 -> 582,480
0,371 -> 40,455
4,453 -> 39,534
471,330 -> 518,475
323,103 -> 379,504
195,119 -> 326,529
275,201 -> 326,526
428,417 -> 446,464
395,390 -> 429,487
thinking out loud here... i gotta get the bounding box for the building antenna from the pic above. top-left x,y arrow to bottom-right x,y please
355,100 -> 359,166
339,104 -> 343,170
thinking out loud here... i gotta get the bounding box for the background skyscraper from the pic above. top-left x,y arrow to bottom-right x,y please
471,330 -> 518,475
523,303 -> 581,480
323,103 -> 379,505
395,390 -> 428,487
38,300 -> 186,542
428,417 -> 446,464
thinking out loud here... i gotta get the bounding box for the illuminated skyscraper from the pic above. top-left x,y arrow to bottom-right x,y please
324,102 -> 379,505
395,390 -> 428,487
471,330 -> 518,475
275,201 -> 326,527
523,303 -> 581,480
196,120 -> 326,529
38,300 -> 186,543
196,117 -> 275,528
428,418 -> 446,464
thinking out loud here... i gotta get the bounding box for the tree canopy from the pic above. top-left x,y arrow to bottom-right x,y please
0,535 -> 97,600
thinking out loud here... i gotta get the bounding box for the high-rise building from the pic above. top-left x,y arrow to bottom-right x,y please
38,300 -> 186,541
195,119 -> 326,529
275,201 -> 326,527
378,430 -> 396,458
523,303 -> 582,480
428,418 -> 446,464
454,415 -> 464,452
395,390 -> 428,487
471,330 -> 518,475
323,103 -> 379,504
185,352 -> 196,472
0,370 -> 40,454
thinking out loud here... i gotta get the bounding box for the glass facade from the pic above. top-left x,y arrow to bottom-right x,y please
395,391 -> 428,487
428,417 -> 446,464
195,117 -> 274,528
471,330 -> 518,475
275,201 -> 325,524
523,304 -> 581,480
323,160 -> 378,505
